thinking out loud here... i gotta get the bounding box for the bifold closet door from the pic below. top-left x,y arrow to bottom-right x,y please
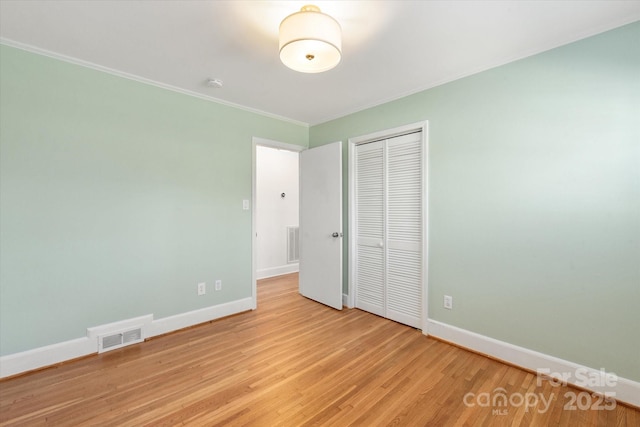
354,132 -> 423,328
354,140 -> 385,317
386,133 -> 422,328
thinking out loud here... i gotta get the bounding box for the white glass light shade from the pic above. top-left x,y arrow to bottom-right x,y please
279,5 -> 342,73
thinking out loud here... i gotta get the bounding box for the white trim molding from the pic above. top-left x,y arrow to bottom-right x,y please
146,298 -> 253,338
427,319 -> 640,408
256,264 -> 299,280
0,298 -> 253,379
343,293 -> 349,308
251,137 -> 305,311
0,38 -> 309,128
0,337 -> 96,379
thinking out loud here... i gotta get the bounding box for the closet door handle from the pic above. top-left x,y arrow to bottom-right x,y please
332,232 -> 343,238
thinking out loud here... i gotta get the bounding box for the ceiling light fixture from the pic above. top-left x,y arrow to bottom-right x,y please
279,4 -> 342,73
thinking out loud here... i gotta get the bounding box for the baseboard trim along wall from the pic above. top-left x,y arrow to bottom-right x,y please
3,307 -> 637,408
0,297 -> 254,379
427,319 -> 640,408
256,264 -> 299,280
146,298 -> 253,337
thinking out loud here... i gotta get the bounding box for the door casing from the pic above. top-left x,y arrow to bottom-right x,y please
251,137 -> 304,309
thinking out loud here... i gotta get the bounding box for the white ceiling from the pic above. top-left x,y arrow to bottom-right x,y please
1,1 -> 639,125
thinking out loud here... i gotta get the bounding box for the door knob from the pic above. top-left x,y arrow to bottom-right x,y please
332,232 -> 343,238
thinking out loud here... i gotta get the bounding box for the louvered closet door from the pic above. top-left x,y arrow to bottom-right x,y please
386,132 -> 422,328
354,140 -> 385,317
354,131 -> 423,328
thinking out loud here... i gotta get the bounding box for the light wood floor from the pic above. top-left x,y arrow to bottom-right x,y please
0,273 -> 637,426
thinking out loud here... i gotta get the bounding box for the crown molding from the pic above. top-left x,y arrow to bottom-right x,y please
0,38 -> 309,128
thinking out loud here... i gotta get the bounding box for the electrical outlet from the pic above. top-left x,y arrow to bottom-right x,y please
215,280 -> 222,291
197,282 -> 206,296
444,295 -> 453,310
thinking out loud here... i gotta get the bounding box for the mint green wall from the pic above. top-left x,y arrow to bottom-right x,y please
2,23 -> 638,382
310,23 -> 640,381
0,45 -> 308,355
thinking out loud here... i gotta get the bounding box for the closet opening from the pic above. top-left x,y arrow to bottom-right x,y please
347,121 -> 429,333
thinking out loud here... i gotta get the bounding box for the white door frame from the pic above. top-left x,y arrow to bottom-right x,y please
251,137 -> 304,309
347,121 -> 429,334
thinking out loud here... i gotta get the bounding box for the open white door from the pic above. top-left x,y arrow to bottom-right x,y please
299,141 -> 343,310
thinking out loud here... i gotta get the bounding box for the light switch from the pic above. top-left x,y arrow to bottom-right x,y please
242,199 -> 250,210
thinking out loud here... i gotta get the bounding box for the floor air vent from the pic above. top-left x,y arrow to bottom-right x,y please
98,327 -> 144,353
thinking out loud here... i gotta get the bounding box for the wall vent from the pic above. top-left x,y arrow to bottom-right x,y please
287,226 -> 300,263
98,326 -> 144,353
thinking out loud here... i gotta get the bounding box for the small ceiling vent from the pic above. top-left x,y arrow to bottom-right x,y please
98,326 -> 144,353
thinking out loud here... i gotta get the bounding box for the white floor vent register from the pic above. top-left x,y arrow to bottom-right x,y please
98,327 -> 144,353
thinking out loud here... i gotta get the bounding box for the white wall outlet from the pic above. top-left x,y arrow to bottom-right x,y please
215,280 -> 222,291
197,282 -> 206,296
444,295 -> 453,310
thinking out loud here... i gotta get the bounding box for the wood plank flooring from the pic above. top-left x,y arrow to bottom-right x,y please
0,273 -> 638,426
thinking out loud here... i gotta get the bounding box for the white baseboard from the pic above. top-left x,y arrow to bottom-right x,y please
427,319 -> 640,408
256,264 -> 299,280
0,298 -> 253,379
4,306 -> 637,408
146,298 -> 253,338
342,293 -> 349,307
0,337 -> 96,379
